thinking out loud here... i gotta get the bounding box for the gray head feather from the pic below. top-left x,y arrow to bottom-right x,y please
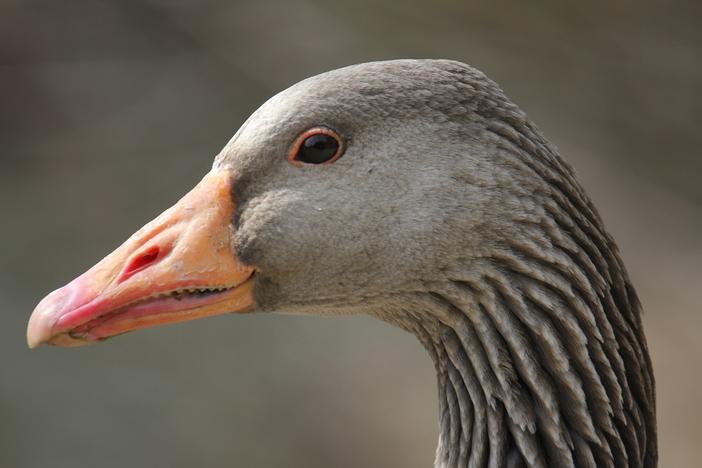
214,59 -> 657,467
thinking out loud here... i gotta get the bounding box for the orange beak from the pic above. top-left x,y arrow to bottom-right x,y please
27,170 -> 255,348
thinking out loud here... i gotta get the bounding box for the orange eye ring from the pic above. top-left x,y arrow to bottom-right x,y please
287,127 -> 344,166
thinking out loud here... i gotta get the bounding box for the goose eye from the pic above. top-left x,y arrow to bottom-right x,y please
289,128 -> 343,165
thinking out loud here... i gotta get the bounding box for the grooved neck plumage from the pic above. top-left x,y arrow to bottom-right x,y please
381,160 -> 656,467
385,249 -> 655,467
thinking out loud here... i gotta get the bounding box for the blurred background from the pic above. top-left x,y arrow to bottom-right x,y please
1,1 -> 700,467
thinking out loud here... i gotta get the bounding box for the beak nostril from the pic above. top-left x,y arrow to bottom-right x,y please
120,246 -> 161,282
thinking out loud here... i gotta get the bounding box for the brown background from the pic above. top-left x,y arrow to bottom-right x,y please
1,1 -> 700,467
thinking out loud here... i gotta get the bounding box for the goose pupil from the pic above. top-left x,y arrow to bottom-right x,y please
297,134 -> 338,164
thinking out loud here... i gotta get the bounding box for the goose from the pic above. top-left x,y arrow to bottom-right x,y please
27,59 -> 656,468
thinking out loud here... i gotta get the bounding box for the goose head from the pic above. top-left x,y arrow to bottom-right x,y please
27,59 -> 656,467
27,59 -> 497,342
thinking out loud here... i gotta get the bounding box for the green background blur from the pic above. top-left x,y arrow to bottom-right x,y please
1,1 -> 700,467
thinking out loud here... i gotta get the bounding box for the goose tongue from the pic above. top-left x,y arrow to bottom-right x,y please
27,170 -> 255,348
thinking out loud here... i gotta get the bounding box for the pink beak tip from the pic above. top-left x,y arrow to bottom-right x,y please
27,288 -> 68,349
